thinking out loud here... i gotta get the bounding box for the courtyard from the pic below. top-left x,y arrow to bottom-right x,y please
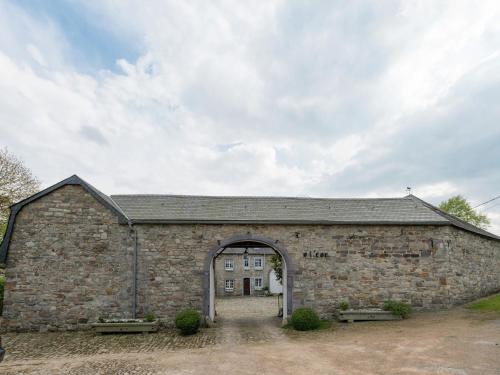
1,298 -> 499,374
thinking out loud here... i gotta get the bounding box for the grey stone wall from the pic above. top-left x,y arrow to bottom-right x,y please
214,253 -> 275,296
1,185 -> 500,331
1,185 -> 133,331
135,223 -> 500,325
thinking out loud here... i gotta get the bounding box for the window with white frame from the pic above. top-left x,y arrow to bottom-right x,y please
224,259 -> 234,271
225,279 -> 234,291
243,256 -> 249,270
254,277 -> 263,290
254,256 -> 263,270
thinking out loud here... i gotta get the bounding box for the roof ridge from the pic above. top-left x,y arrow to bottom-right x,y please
110,194 -> 408,201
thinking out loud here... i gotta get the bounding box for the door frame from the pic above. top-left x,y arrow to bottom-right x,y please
243,277 -> 251,295
204,234 -> 294,324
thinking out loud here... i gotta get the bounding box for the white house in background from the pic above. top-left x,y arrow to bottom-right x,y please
269,269 -> 283,294
214,248 -> 282,296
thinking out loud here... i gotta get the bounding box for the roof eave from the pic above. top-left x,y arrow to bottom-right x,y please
128,219 -> 451,226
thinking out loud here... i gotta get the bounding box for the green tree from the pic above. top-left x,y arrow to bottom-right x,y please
0,147 -> 40,242
439,195 -> 490,229
0,222 -> 6,242
270,254 -> 283,284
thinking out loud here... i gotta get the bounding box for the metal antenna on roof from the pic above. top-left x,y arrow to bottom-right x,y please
406,187 -> 412,196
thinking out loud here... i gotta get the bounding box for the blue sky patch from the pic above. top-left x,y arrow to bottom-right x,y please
17,0 -> 142,73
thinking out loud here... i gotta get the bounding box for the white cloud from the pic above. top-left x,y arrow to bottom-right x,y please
1,1 -> 500,234
412,182 -> 460,200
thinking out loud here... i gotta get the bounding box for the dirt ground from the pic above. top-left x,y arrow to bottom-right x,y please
1,297 -> 499,374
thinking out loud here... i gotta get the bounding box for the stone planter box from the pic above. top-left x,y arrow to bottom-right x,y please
338,309 -> 401,322
92,320 -> 159,333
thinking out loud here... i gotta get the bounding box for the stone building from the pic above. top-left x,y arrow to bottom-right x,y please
0,175 -> 499,331
214,248 -> 282,296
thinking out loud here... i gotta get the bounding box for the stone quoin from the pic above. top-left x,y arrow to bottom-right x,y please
0,175 -> 499,331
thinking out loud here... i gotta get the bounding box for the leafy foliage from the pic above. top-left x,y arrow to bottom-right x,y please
339,301 -> 349,311
175,309 -> 201,335
144,313 -> 156,322
270,254 -> 283,284
383,300 -> 412,318
0,222 -> 6,243
283,319 -> 331,331
0,148 -> 40,237
439,195 -> 490,229
290,308 -> 321,331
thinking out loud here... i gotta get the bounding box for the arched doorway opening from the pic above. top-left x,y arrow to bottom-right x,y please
203,235 -> 294,324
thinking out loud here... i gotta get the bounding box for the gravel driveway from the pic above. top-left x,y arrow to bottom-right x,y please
1,300 -> 499,374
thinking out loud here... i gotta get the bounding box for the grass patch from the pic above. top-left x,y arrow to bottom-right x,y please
468,294 -> 500,312
283,319 -> 332,331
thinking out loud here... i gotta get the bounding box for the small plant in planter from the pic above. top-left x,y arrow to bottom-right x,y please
144,313 -> 156,322
290,308 -> 321,331
175,309 -> 201,335
339,301 -> 350,311
383,300 -> 412,319
92,313 -> 159,333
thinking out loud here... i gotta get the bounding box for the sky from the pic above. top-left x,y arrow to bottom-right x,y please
1,0 -> 500,234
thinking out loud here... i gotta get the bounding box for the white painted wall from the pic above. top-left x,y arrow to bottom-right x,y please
269,269 -> 283,294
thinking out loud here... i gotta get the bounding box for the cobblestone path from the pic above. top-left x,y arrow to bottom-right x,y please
214,295 -> 287,344
2,303 -> 498,374
2,296 -> 286,361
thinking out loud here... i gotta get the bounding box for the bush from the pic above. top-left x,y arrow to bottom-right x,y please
290,308 -> 320,331
339,301 -> 349,311
144,313 -> 156,322
175,309 -> 201,335
383,300 -> 412,318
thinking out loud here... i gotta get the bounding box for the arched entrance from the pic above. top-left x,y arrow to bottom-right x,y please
203,234 -> 294,323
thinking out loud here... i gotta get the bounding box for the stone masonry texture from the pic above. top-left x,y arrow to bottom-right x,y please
1,185 -> 500,331
1,185 -> 134,331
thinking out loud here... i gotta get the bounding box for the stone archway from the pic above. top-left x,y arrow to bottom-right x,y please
203,234 -> 294,323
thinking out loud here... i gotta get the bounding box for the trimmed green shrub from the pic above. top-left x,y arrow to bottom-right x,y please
339,301 -> 349,311
290,308 -> 320,331
175,309 -> 201,335
383,300 -> 412,318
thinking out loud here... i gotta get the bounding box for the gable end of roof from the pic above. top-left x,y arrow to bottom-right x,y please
408,195 -> 500,241
0,175 -> 129,264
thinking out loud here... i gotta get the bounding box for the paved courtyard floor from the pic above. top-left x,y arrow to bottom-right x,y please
1,298 -> 499,374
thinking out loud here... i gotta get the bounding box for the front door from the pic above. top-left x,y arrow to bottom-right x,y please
243,278 -> 250,295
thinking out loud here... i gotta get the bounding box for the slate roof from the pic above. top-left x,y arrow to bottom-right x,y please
2,175 -> 499,264
111,194 -> 449,224
110,193 -> 500,240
